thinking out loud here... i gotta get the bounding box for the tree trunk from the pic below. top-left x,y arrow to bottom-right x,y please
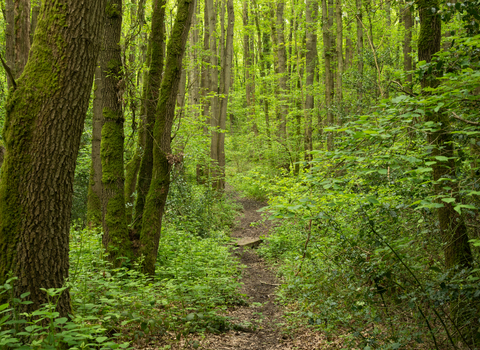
418,0 -> 476,343
336,0 -> 343,114
305,0 -> 318,162
276,0 -> 288,139
30,0 -> 40,45
0,0 -> 106,316
403,0 -> 413,88
133,0 -> 166,231
322,0 -> 334,151
5,0 -> 14,89
356,0 -> 364,104
139,0 -> 195,275
14,0 -> 30,78
214,0 -> 234,190
87,64 -> 104,229
100,0 -> 132,265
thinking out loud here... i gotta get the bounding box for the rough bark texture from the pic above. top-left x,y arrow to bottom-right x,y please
133,0 -> 166,231
305,0 -> 318,160
0,0 -> 106,315
418,0 -> 476,343
14,0 -> 30,78
100,0 -> 131,265
140,0 -> 195,275
87,64 -> 104,229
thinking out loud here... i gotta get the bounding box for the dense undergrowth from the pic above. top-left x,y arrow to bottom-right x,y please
229,33 -> 480,349
0,173 -> 243,349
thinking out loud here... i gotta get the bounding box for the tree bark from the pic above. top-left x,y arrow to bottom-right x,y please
100,0 -> 132,265
356,0 -> 364,104
30,0 -> 40,45
0,0 -> 106,316
5,0 -> 14,89
418,0 -> 476,342
336,0 -> 343,113
87,64 -> 104,229
322,0 -> 334,150
14,0 -> 30,78
133,0 -> 166,231
403,0 -> 413,88
305,0 -> 318,161
276,0 -> 288,139
139,0 -> 195,275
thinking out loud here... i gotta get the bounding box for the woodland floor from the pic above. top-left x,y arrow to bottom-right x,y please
139,187 -> 343,349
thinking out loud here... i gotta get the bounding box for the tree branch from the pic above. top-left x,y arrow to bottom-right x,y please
0,52 -> 16,90
451,111 -> 480,126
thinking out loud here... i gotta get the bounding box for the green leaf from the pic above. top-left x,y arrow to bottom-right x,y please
441,197 -> 456,203
186,313 -> 195,321
96,336 -> 108,343
366,196 -> 380,205
435,156 -> 449,162
0,303 -> 9,312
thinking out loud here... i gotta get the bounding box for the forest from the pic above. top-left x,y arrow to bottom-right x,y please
0,0 -> 479,348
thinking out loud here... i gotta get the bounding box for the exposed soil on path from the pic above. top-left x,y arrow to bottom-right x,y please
140,188 -> 336,349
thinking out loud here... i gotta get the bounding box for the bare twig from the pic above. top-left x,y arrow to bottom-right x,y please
451,111 -> 480,126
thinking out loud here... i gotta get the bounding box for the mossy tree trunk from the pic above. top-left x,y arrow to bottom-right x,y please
87,64 -> 104,229
30,0 -> 41,45
140,0 -> 195,275
275,0 -> 288,139
0,0 -> 106,315
132,0 -> 166,233
100,0 -> 132,265
418,0 -> 476,344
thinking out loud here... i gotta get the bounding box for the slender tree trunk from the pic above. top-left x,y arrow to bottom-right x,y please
345,21 -> 353,70
0,0 -> 106,316
243,1 -> 257,136
14,0 -> 30,78
5,0 -> 14,89
100,0 -> 131,265
305,0 -> 318,162
276,0 -> 288,139
133,0 -> 166,231
87,64 -> 104,229
140,0 -> 195,275
356,0 -> 364,104
30,0 -> 40,45
322,0 -> 334,150
214,0 -> 234,190
206,0 -> 220,184
336,0 -> 343,116
403,0 -> 413,88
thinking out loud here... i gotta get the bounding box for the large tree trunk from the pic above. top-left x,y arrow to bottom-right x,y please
305,0 -> 318,162
133,0 -> 166,231
418,0 -> 476,343
139,0 -> 195,275
0,0 -> 106,316
100,0 -> 131,265
87,64 -> 104,229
